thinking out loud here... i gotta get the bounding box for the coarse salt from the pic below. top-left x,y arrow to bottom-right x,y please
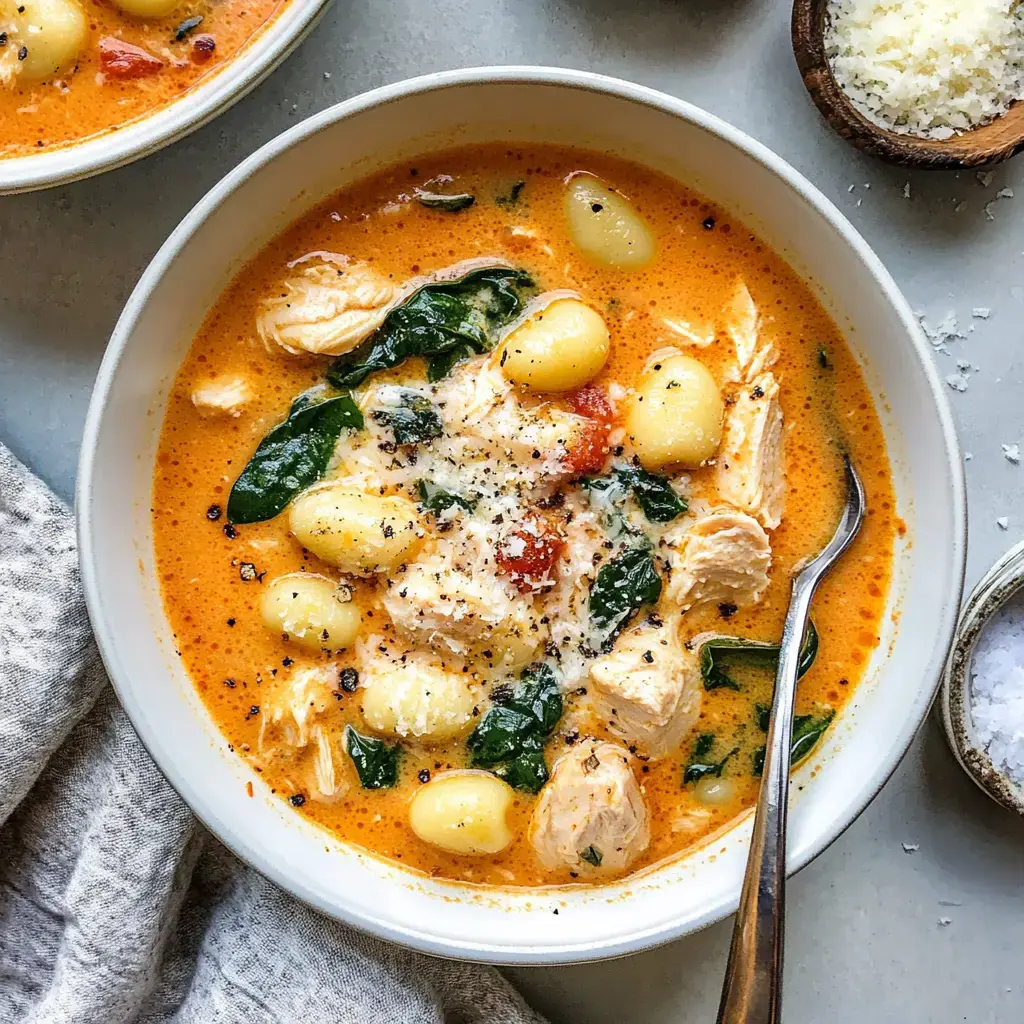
826,0 -> 1024,140
969,588 -> 1024,788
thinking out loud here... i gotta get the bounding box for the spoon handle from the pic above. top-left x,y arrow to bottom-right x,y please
715,570 -> 818,1024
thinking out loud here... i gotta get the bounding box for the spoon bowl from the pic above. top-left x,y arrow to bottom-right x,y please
792,0 -> 1024,168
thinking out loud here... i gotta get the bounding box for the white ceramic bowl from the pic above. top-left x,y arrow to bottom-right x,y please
0,0 -> 331,195
77,67 -> 967,964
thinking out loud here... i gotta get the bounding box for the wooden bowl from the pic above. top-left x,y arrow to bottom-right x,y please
792,0 -> 1024,168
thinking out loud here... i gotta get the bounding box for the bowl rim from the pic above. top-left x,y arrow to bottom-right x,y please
0,0 -> 333,195
76,65 -> 968,963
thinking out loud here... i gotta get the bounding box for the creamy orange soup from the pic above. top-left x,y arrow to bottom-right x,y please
0,0 -> 286,159
153,145 -> 896,887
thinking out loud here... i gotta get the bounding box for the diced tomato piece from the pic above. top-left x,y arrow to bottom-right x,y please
191,34 -> 216,63
495,512 -> 566,592
563,419 -> 610,477
99,37 -> 164,79
567,383 -> 613,425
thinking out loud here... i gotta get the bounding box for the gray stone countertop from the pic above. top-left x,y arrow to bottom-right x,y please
2,1 -> 1023,1020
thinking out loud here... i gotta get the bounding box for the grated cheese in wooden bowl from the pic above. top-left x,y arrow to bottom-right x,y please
826,0 -> 1024,140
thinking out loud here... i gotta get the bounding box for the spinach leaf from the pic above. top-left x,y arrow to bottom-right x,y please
694,732 -> 716,759
227,388 -> 363,524
373,390 -> 443,446
790,708 -> 836,763
698,621 -> 819,692
755,702 -> 771,732
684,746 -> 738,785
416,479 -> 477,516
326,266 -> 534,389
613,465 -> 687,522
344,725 -> 401,789
427,346 -> 473,382
588,547 -> 663,651
580,845 -> 603,867
496,180 -> 526,207
173,14 -> 203,40
415,189 -> 475,212
752,707 -> 835,777
468,663 -> 562,793
495,749 -> 550,792
583,464 -> 687,524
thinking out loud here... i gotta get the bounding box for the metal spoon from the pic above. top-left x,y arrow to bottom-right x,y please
716,457 -> 866,1024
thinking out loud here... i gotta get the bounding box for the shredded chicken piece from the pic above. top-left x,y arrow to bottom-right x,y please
716,372 -> 785,530
190,374 -> 253,417
257,666 -> 348,803
589,614 -> 703,759
722,279 -> 760,377
664,509 -> 772,610
257,260 -> 395,357
661,317 -> 715,347
530,740 -> 650,874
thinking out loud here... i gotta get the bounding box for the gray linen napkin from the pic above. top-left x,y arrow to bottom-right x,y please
0,443 -> 547,1024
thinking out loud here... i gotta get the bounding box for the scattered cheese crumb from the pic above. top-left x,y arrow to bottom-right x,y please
938,917 -> 953,927
826,0 -> 1024,139
901,842 -> 920,853
997,517 -> 1009,530
978,171 -> 995,188
946,373 -> 969,392
1003,444 -> 1020,464
998,186 -> 1015,198
965,452 -> 974,461
903,182 -> 912,199
919,311 -> 966,355
973,307 -> 992,318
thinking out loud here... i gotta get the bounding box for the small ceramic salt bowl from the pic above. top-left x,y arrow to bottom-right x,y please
941,540 -> 1024,816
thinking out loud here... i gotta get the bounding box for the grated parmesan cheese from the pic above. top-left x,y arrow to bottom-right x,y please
826,0 -> 1024,139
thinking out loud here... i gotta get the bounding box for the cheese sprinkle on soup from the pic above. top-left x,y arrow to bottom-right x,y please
153,145 -> 897,888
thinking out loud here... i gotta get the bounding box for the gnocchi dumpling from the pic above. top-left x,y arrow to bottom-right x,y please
260,573 -> 360,651
4,0 -> 88,83
565,174 -> 655,271
110,0 -> 181,17
625,353 -> 724,470
359,648 -> 478,742
408,770 -> 515,855
499,297 -> 610,392
289,485 -> 423,575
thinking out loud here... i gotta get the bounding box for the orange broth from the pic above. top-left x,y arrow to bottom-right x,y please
152,144 -> 896,887
0,0 -> 287,159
